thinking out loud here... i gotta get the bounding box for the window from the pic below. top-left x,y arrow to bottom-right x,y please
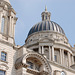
27,61 -> 33,69
54,55 -> 57,62
0,70 -> 5,75
1,17 -> 5,33
35,65 -> 40,71
1,52 -> 7,61
27,60 -> 40,71
33,48 -> 38,52
61,71 -> 66,75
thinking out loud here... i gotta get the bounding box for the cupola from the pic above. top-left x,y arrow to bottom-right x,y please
41,6 -> 51,21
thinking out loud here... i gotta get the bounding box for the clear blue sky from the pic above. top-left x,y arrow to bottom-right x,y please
10,0 -> 75,47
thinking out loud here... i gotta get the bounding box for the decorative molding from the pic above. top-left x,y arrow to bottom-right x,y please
15,52 -> 52,75
0,63 -> 9,70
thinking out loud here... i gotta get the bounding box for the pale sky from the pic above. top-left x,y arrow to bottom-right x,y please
10,0 -> 75,47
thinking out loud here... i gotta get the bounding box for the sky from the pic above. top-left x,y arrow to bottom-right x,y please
10,0 -> 75,47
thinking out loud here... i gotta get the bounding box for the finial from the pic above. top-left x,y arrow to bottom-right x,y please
45,5 -> 47,11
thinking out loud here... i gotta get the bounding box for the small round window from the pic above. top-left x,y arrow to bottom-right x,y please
61,71 -> 66,75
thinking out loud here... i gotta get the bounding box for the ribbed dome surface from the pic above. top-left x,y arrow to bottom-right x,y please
28,21 -> 65,36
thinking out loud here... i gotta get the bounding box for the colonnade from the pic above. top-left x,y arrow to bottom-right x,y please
39,45 -> 74,67
39,45 -> 54,61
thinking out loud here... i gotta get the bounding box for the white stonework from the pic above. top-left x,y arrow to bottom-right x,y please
0,0 -> 75,75
4,0 -> 10,4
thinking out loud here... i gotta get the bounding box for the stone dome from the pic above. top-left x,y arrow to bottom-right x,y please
28,21 -> 65,36
27,7 -> 65,37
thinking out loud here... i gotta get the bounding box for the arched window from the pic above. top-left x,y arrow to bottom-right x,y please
61,71 -> 66,75
1,17 -> 5,33
27,61 -> 40,71
1,52 -> 7,61
26,57 -> 41,71
0,70 -> 5,75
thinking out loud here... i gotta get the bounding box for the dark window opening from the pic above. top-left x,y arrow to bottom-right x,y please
64,51 -> 67,55
33,48 -> 38,52
74,56 -> 75,62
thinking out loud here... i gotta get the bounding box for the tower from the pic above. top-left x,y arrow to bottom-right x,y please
0,0 -> 17,45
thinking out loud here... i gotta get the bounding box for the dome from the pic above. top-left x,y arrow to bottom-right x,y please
27,7 -> 65,37
28,21 -> 65,37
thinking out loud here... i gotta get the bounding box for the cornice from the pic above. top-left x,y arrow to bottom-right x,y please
54,42 -> 73,53
49,61 -> 75,73
0,38 -> 14,47
25,30 -> 67,42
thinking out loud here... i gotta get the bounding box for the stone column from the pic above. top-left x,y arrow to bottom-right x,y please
11,17 -> 14,37
0,12 -> 2,32
72,55 -> 74,65
4,16 -> 8,35
8,16 -> 12,37
60,49 -> 62,64
42,46 -> 44,54
39,46 -> 41,54
13,17 -> 17,38
13,23 -> 15,38
68,52 -> 71,67
11,17 -> 13,37
0,12 -> 2,38
52,46 -> 54,61
49,46 -> 51,61
62,49 -> 64,65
